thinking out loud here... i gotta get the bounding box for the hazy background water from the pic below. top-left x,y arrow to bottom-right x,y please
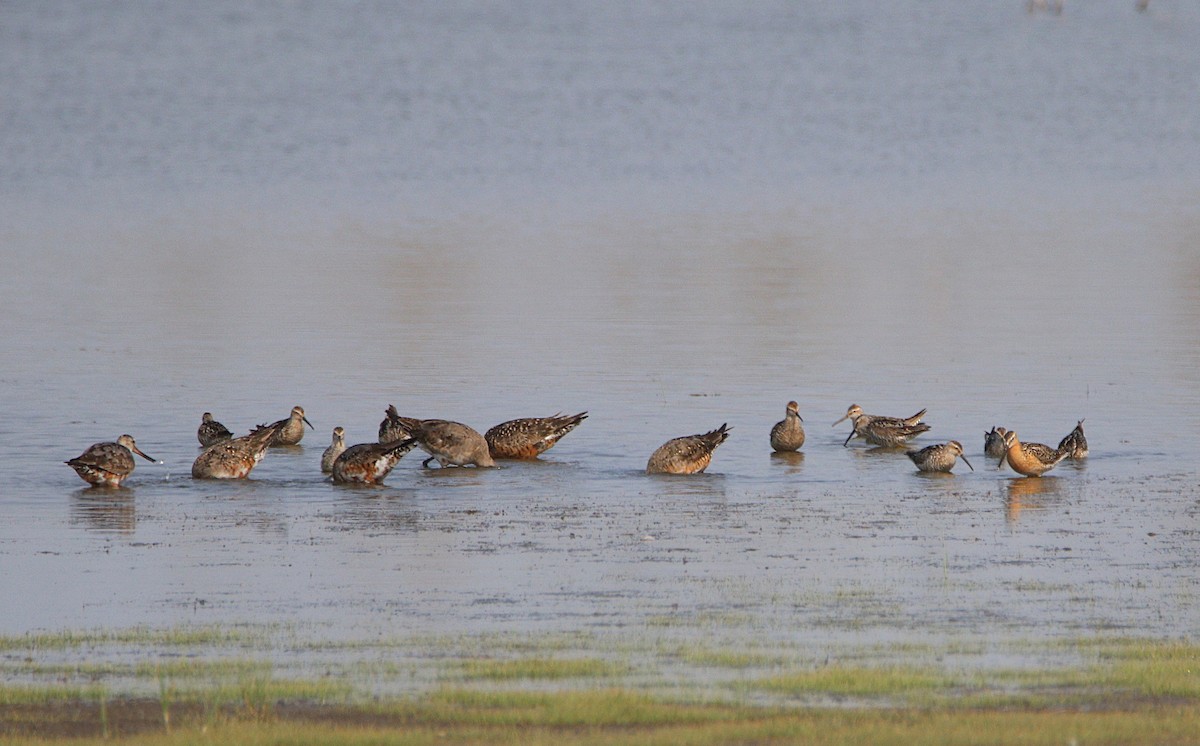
1,1 -> 1198,656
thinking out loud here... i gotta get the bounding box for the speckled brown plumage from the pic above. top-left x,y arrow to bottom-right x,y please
769,401 -> 805,452
197,412 -> 233,447
268,405 -> 313,446
835,404 -> 927,429
331,437 -> 419,484
192,422 -> 284,479
835,404 -> 930,448
485,412 -> 588,459
378,404 -> 413,444
67,435 -> 156,488
999,430 -> 1068,477
907,440 -> 973,473
1057,419 -> 1088,459
646,424 -> 731,475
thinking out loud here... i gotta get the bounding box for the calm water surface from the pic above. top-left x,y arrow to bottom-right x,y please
1,2 -> 1198,672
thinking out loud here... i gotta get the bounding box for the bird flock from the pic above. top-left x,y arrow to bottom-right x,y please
65,403 -> 1088,488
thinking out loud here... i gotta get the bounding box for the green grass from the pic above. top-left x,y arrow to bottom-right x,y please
746,640 -> 1200,709
753,664 -> 954,700
0,685 -> 109,706
446,657 -> 631,682
1,692 -> 1198,745
1103,641 -> 1200,699
0,625 -> 266,652
411,688 -> 734,726
0,659 -> 275,680
670,645 -> 789,669
1,627 -> 1198,743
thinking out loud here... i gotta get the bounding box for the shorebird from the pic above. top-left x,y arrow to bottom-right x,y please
1027,0 -> 1064,14
384,410 -> 495,467
998,430 -> 1068,477
192,422 -> 284,479
769,401 -> 805,452
268,405 -> 313,446
1057,419 -> 1088,459
833,404 -> 930,448
66,435 -> 157,488
646,424 -> 731,475
378,404 -> 410,444
197,412 -> 233,447
331,438 -> 419,484
984,426 -> 1009,460
485,412 -> 588,459
321,426 -> 347,473
907,440 -> 973,473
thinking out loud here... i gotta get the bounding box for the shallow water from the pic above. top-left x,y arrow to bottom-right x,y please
1,1 -> 1198,667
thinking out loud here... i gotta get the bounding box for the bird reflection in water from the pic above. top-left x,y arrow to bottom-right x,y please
769,450 -> 805,472
1004,476 -> 1065,524
71,490 -> 136,534
333,492 -> 422,534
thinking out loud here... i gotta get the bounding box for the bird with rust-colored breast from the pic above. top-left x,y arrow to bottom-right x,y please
67,435 -> 157,488
197,412 -> 233,447
647,424 -> 731,475
331,437 -> 419,484
485,412 -> 588,459
192,422 -> 284,479
907,440 -> 973,473
998,429 -> 1068,477
769,401 -> 805,452
834,403 -> 930,448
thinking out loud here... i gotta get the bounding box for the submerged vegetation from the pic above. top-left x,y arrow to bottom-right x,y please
0,626 -> 1196,743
